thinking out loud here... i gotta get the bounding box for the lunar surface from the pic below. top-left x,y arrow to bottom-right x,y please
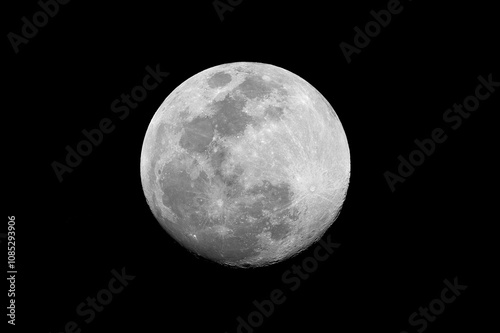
140,62 -> 350,267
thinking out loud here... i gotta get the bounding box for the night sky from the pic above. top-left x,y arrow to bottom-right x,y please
4,0 -> 497,332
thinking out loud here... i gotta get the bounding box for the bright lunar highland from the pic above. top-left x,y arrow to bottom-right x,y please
140,62 -> 350,267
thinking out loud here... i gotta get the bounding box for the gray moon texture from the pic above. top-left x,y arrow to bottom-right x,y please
140,62 -> 350,267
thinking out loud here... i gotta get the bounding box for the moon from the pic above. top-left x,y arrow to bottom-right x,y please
140,62 -> 350,267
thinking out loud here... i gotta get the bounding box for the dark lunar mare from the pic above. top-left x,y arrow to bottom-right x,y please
207,71 -> 232,88
158,73 -> 297,264
179,73 -> 288,156
159,161 -> 209,230
210,94 -> 254,137
159,154 -> 298,263
179,117 -> 214,153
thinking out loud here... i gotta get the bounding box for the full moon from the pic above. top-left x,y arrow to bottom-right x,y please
140,62 -> 350,267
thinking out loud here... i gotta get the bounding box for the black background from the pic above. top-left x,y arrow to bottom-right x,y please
4,0 -> 497,332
